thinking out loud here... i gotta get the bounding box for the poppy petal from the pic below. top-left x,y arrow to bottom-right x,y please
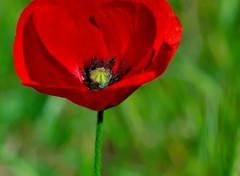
147,13 -> 182,75
14,1 -> 38,84
33,3 -> 109,67
26,83 -> 138,111
93,1 -> 156,70
22,13 -> 82,88
56,0 -> 110,63
109,40 -> 178,89
134,0 -> 178,49
32,6 -> 79,72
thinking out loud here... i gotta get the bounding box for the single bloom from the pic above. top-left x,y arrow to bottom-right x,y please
13,0 -> 182,111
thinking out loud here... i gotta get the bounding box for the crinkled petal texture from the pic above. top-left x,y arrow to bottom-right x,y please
13,0 -> 182,111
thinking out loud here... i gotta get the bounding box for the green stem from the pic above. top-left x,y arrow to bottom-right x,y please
94,111 -> 104,176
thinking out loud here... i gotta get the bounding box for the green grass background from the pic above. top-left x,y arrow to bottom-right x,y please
0,0 -> 240,175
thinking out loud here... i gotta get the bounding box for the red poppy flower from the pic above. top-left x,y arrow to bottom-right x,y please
13,0 -> 182,111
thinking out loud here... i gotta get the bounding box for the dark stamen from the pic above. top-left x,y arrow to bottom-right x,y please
81,57 -> 123,90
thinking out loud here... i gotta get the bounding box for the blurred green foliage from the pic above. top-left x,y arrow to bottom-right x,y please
0,0 -> 240,175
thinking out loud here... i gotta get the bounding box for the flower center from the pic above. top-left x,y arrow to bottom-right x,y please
90,67 -> 112,89
81,57 -> 122,91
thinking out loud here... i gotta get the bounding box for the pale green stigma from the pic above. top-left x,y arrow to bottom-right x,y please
90,67 -> 112,89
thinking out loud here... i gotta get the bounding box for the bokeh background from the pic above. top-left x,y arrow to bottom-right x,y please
0,0 -> 240,175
